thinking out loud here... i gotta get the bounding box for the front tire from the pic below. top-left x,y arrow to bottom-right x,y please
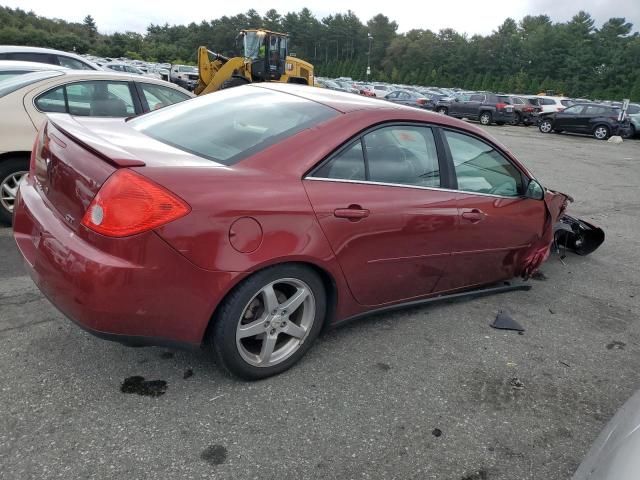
479,111 -> 492,125
0,157 -> 28,225
539,119 -> 553,134
209,264 -> 326,380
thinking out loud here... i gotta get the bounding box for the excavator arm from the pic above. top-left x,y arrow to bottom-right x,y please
194,46 -> 249,95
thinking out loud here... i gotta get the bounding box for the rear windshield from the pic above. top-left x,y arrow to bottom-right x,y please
0,70 -> 63,98
131,86 -> 338,165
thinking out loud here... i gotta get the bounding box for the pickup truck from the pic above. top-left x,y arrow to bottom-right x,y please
435,93 -> 515,125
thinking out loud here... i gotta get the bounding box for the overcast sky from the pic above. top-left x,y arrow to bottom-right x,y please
3,0 -> 639,35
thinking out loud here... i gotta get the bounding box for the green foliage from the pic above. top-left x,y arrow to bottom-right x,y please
0,6 -> 638,98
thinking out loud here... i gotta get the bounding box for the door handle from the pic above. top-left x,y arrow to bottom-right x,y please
461,209 -> 486,223
334,205 -> 370,220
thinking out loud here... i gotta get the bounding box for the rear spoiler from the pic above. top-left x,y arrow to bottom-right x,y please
48,114 -> 145,168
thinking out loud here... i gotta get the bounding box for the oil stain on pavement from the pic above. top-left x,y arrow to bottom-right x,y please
200,445 -> 228,465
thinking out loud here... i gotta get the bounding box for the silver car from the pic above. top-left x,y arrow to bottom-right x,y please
573,389 -> 640,479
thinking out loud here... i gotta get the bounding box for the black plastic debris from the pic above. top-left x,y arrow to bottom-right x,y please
490,311 -> 525,332
120,376 -> 167,397
509,378 -> 525,390
432,428 -> 443,438
553,214 -> 605,257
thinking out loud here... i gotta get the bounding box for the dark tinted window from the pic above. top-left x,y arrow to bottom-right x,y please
313,141 -> 365,181
8,52 -> 55,64
445,130 -> 523,197
363,126 -> 440,187
470,94 -> 484,102
584,106 -> 607,116
562,105 -> 584,115
0,71 -> 63,98
132,87 -> 337,165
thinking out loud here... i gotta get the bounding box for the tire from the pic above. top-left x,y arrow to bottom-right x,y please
0,157 -> 28,226
437,107 -> 448,115
220,76 -> 250,89
593,124 -> 610,140
539,119 -> 553,134
512,112 -> 522,125
630,124 -> 636,138
209,264 -> 326,380
479,111 -> 492,125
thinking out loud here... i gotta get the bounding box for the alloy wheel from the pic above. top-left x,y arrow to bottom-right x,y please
594,126 -> 609,140
480,113 -> 491,125
235,278 -> 316,368
539,120 -> 552,133
0,170 -> 27,214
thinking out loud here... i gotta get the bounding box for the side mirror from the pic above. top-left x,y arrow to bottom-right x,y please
525,179 -> 545,200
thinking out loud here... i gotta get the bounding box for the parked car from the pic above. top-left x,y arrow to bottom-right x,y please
13,83 -> 575,380
384,90 -> 429,109
104,62 -> 144,75
572,388 -> 640,479
626,103 -> 639,137
0,70 -> 193,224
169,64 -> 198,90
508,95 -> 542,125
534,95 -> 574,114
0,60 -> 67,82
538,103 -> 629,140
322,79 -> 351,93
436,93 -> 515,125
335,80 -> 360,95
372,84 -> 393,98
0,46 -> 100,70
354,83 -> 376,97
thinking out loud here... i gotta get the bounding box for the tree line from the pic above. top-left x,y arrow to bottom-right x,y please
1,6 -> 639,100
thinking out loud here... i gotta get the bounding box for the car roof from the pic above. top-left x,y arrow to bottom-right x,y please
0,60 -> 68,71
253,83 -> 401,113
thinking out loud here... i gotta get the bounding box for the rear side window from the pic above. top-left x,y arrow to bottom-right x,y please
470,94 -> 484,102
444,130 -> 523,197
560,100 -> 574,107
35,81 -> 136,116
314,141 -> 365,181
131,87 -> 337,165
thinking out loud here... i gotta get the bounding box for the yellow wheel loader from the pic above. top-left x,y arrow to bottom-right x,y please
194,29 -> 314,95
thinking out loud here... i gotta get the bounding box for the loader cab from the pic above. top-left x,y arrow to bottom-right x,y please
242,29 -> 287,82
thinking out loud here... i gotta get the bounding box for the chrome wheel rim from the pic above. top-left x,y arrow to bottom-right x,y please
540,121 -> 552,133
480,113 -> 490,125
0,170 -> 27,213
235,278 -> 315,368
594,127 -> 608,139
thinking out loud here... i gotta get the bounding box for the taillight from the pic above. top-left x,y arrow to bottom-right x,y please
496,103 -> 507,110
557,107 -> 564,112
30,123 -> 48,175
417,98 -> 427,105
81,169 -> 190,237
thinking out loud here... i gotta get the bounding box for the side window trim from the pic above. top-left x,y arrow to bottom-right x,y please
129,81 -> 145,115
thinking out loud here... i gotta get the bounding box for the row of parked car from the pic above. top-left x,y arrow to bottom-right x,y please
318,76 -> 638,141
0,45 -> 196,224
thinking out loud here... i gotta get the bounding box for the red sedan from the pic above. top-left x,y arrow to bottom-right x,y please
13,84 -> 569,379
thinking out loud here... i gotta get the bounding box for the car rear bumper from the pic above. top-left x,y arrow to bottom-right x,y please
494,111 -> 516,122
13,177 -> 243,348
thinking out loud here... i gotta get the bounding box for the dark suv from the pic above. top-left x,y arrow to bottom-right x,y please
435,93 -> 515,125
508,96 -> 542,125
538,103 -> 630,140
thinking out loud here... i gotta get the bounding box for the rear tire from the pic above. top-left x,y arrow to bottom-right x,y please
220,76 -> 250,89
0,157 -> 29,226
479,111 -> 492,125
208,264 -> 326,380
538,119 -> 553,134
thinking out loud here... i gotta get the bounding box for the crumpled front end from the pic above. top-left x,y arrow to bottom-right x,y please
520,189 -> 573,278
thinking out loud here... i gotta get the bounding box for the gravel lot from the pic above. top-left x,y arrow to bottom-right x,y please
1,126 -> 638,480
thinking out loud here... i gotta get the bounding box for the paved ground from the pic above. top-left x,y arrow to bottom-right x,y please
0,126 -> 639,479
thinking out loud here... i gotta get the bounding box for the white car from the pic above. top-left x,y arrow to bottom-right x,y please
0,70 -> 194,224
533,95 -> 574,114
0,45 -> 100,70
372,84 -> 393,98
104,62 -> 162,80
0,60 -> 67,82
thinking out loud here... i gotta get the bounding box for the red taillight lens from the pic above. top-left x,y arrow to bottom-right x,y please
557,107 -> 564,112
81,169 -> 190,237
496,103 -> 507,110
30,123 -> 48,175
417,98 -> 427,105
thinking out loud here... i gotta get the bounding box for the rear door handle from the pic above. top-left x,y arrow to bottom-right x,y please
334,205 -> 370,220
461,209 -> 486,223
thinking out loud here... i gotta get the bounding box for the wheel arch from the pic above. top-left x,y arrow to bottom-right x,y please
201,259 -> 339,345
0,151 -> 30,163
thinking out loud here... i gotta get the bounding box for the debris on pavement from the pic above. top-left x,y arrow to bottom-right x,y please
554,215 -> 605,257
200,444 -> 228,465
432,428 -> 443,437
120,376 -> 167,397
183,368 -> 194,379
509,378 -> 525,390
490,311 -> 525,332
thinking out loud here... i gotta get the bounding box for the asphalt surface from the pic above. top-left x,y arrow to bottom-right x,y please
1,126 -> 639,479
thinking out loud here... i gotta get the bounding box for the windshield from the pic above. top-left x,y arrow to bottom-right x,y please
0,70 -> 64,98
244,31 -> 265,59
131,86 -> 337,165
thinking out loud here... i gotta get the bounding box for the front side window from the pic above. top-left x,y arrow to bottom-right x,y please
57,56 -> 93,70
138,83 -> 190,111
444,130 -> 523,197
562,105 -> 584,115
